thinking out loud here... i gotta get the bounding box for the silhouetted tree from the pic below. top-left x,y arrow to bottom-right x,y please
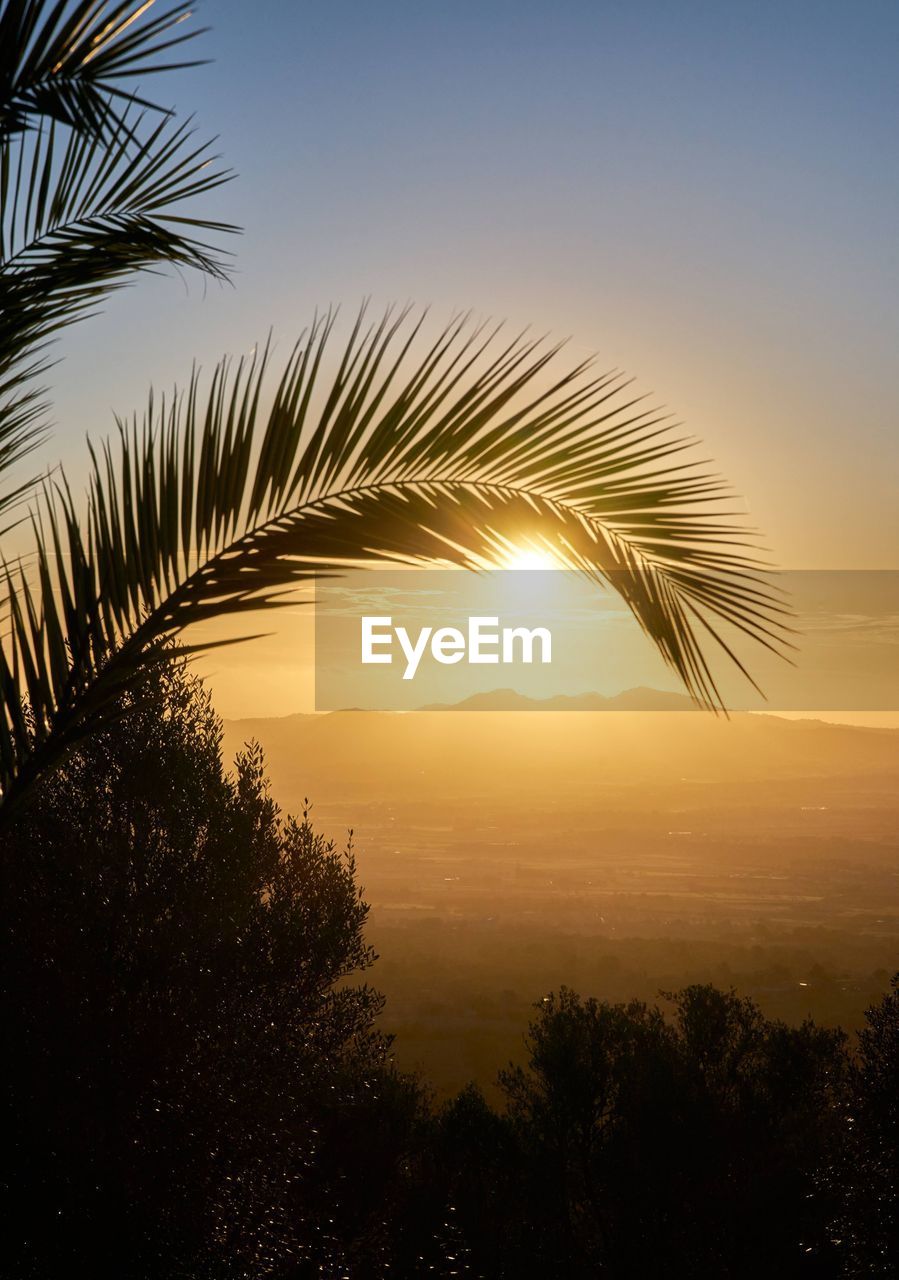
410,985 -> 848,1278
665,984 -> 847,1276
1,654 -> 419,1277
829,973 -> 899,1277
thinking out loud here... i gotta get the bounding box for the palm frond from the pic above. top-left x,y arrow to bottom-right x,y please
0,104 -> 234,354
0,101 -> 235,514
0,0 -> 234,517
0,307 -> 794,818
0,0 -> 203,140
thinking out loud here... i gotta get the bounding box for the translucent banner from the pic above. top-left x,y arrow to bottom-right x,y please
313,569 -> 899,712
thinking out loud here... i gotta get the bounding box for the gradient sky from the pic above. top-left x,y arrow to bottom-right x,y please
25,0 -> 899,712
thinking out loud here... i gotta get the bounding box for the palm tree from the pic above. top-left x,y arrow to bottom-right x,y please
0,307 -> 792,821
0,0 -> 235,517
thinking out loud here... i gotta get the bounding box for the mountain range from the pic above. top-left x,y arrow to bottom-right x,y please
419,687 -> 697,712
222,690 -> 899,810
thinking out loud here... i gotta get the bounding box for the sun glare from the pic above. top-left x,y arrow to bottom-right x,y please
498,545 -> 562,572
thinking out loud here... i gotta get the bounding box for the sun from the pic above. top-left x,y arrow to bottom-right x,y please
496,544 -> 562,571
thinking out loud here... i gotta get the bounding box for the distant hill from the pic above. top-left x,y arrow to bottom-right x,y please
223,695 -> 899,810
420,687 -> 697,712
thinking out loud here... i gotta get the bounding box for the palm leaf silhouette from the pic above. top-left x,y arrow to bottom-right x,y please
0,0 -> 234,513
0,307 -> 792,818
0,0 -> 203,140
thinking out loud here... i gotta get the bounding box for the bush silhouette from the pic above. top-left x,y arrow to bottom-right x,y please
829,974 -> 899,1277
409,986 -> 848,1278
1,654 -> 419,1276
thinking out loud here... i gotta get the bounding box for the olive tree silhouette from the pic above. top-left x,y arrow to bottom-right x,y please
830,974 -> 899,1277
410,985 -> 848,1278
1,652 -> 421,1276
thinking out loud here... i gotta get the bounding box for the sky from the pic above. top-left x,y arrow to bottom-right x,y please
24,0 -> 899,715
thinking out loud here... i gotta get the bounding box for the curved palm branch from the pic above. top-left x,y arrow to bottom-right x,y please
0,0 -> 234,515
0,307 -> 793,818
0,109 -> 234,508
0,0 -> 202,140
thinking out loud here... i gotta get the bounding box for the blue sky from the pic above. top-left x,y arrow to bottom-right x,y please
43,0 -> 898,575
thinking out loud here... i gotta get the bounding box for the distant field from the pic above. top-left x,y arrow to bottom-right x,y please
223,708 -> 899,1094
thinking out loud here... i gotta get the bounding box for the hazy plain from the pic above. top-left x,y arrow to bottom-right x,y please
223,705 -> 899,1094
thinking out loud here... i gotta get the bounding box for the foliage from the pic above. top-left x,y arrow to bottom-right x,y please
828,974 -> 899,1277
0,308 -> 793,818
406,985 -> 850,1278
0,0 -> 235,511
0,654 -> 419,1276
